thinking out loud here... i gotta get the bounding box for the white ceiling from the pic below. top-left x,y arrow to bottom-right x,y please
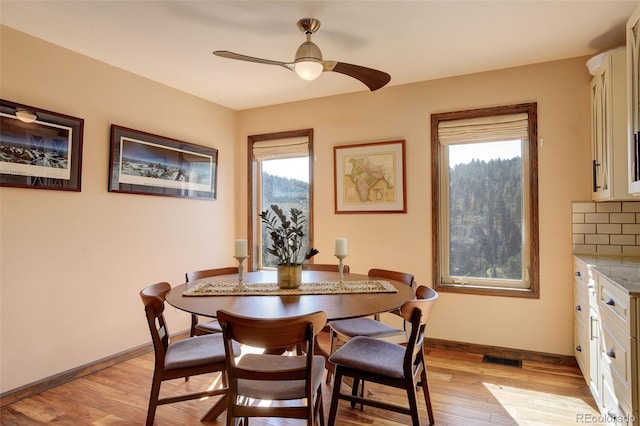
1,1 -> 637,111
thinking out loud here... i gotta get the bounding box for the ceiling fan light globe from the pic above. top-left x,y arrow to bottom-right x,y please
295,61 -> 323,80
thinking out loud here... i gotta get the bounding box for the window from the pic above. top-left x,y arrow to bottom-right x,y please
431,103 -> 539,297
248,129 -> 313,270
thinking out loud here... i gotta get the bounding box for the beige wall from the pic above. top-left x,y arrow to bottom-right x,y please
237,57 -> 592,356
0,26 -> 238,392
1,24 -> 593,395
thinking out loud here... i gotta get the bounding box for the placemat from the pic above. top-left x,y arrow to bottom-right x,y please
182,280 -> 398,296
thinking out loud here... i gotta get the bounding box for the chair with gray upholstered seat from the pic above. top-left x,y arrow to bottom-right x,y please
327,286 -> 438,426
325,268 -> 414,383
139,282 -> 239,426
218,309 -> 327,426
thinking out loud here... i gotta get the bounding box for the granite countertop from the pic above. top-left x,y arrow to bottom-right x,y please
575,255 -> 640,296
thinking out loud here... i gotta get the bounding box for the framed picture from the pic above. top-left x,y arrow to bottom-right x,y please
109,125 -> 218,200
0,99 -> 84,191
334,140 -> 406,213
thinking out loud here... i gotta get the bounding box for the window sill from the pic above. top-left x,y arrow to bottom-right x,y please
434,283 -> 539,299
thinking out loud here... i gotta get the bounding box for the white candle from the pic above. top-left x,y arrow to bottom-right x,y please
235,239 -> 248,258
334,238 -> 347,256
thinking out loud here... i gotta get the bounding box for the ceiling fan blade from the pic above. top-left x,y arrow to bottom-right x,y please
324,61 -> 391,91
213,51 -> 293,70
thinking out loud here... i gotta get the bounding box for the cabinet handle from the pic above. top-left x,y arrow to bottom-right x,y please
606,349 -> 616,359
576,305 -> 582,312
575,271 -> 581,277
607,409 -> 617,418
605,298 -> 615,306
590,317 -> 599,340
576,345 -> 582,352
635,132 -> 640,181
592,160 -> 601,191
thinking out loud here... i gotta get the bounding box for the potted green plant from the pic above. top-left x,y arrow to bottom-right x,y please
259,204 -> 318,288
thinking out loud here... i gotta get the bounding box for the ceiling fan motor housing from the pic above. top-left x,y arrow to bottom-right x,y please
295,40 -> 323,63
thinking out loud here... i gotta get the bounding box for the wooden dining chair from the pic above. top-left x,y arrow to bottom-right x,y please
327,286 -> 438,426
139,282 -> 239,426
186,267 -> 239,336
217,309 -> 328,426
326,268 -> 414,383
302,263 -> 350,273
368,268 -> 415,318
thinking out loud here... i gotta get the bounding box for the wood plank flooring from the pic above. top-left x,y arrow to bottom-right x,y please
1,332 -> 603,425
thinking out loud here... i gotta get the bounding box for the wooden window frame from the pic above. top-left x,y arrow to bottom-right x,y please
431,103 -> 539,298
248,129 -> 314,271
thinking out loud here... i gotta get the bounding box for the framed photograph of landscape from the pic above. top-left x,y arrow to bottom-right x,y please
0,99 -> 84,191
108,125 -> 218,200
334,139 -> 406,214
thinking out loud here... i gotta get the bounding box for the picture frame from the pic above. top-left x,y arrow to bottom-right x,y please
108,125 -> 218,200
0,99 -> 84,191
334,140 -> 406,213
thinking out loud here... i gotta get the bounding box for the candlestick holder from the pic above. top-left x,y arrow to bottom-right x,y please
234,256 -> 248,291
335,254 -> 348,287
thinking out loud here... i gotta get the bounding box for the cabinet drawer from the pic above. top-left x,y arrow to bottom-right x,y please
575,258 -> 599,305
600,276 -> 635,337
574,321 -> 589,377
601,377 -> 635,426
575,280 -> 590,327
574,258 -> 591,287
601,321 -> 634,408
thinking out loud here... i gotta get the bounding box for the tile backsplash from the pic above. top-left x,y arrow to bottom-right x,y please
572,201 -> 640,255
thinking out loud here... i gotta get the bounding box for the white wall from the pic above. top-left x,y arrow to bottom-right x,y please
237,57 -> 592,356
0,26 -> 238,393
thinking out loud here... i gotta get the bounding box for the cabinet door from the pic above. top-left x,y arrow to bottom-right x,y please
628,4 -> 640,195
592,70 -> 611,200
590,306 -> 602,404
575,279 -> 590,377
590,49 -> 632,201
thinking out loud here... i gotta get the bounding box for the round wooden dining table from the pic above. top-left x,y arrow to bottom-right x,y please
165,269 -> 414,421
166,269 -> 415,321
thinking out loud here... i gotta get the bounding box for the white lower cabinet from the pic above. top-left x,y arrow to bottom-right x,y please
574,273 -> 590,375
591,304 -> 603,404
574,257 -> 639,425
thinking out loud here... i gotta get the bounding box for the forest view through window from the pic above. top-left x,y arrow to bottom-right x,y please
432,103 -> 539,297
260,157 -> 310,269
448,140 -> 523,281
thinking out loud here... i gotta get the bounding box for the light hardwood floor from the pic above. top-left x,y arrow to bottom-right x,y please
1,332 -> 603,425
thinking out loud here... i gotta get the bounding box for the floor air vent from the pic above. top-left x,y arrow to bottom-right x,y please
482,355 -> 522,368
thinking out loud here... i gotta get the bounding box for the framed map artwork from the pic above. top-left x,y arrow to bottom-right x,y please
333,140 -> 406,213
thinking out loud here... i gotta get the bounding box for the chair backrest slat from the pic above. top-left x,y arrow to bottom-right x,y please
368,268 -> 414,287
400,286 -> 438,324
302,263 -> 350,273
186,267 -> 239,282
218,310 -> 326,350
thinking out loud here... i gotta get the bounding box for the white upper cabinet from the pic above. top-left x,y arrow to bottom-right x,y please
588,48 -> 634,201
628,3 -> 640,195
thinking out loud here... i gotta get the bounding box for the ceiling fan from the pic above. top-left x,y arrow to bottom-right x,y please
213,18 -> 391,91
